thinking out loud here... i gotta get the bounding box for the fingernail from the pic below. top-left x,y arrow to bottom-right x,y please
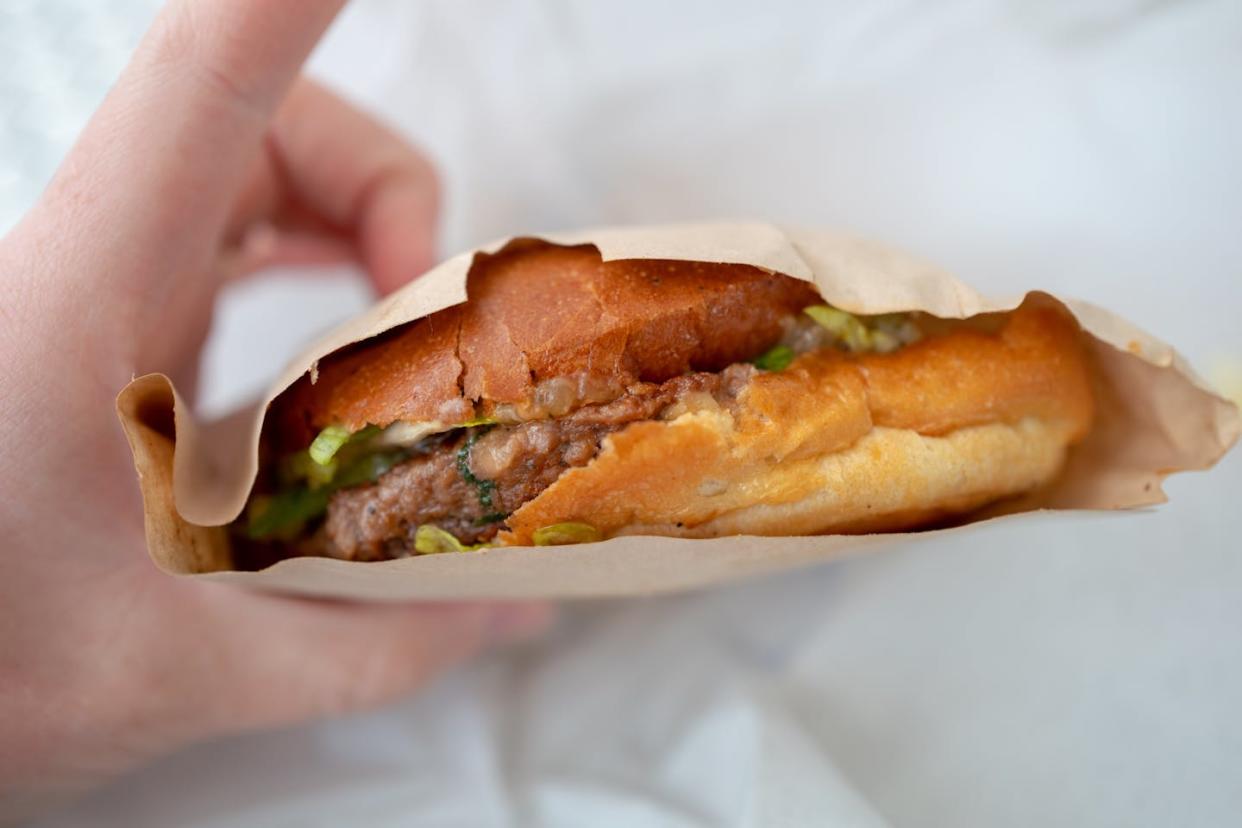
487,603 -> 556,645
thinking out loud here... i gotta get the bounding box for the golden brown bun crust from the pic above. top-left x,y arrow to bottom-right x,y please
275,243 -> 821,444
501,300 -> 1095,543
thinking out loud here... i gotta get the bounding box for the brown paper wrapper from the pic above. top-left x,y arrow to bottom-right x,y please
116,223 -> 1239,600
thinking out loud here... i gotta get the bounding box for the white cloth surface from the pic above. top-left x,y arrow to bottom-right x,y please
22,0 -> 1242,825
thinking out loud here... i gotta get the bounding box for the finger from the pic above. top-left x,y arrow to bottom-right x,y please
41,0 -> 345,270
183,590 -> 553,736
223,142 -> 285,247
361,174 -> 441,295
264,79 -> 440,294
220,222 -> 356,282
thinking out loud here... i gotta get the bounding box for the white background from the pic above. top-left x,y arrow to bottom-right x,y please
6,1 -> 1240,825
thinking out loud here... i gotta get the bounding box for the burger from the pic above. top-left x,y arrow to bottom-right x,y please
241,240 -> 1095,560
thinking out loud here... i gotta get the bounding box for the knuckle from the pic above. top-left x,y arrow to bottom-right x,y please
145,5 -> 268,122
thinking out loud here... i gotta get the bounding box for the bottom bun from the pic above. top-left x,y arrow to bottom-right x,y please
622,419 -> 1069,538
504,416 -> 1075,543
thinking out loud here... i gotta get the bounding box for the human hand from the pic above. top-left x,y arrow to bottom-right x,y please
0,0 -> 549,817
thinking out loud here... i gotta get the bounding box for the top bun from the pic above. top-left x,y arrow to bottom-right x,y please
276,242 -> 821,445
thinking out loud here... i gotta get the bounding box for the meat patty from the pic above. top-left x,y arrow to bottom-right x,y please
322,365 -> 754,560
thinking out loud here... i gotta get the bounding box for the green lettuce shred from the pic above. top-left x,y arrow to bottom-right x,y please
333,449 -> 404,489
803,305 -> 920,354
283,450 -> 337,489
246,488 -> 331,541
307,423 -> 384,467
869,329 -> 899,352
532,522 -> 602,546
751,344 -> 795,372
803,305 -> 872,352
248,448 -> 407,540
414,524 -> 492,554
308,424 -> 352,465
414,525 -> 467,554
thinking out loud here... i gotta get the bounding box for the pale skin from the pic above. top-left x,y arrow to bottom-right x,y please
0,0 -> 551,817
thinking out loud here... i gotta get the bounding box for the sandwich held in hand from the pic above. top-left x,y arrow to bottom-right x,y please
243,241 -> 1094,561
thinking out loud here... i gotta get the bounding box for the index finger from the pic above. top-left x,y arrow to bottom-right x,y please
229,79 -> 441,295
43,0 -> 345,272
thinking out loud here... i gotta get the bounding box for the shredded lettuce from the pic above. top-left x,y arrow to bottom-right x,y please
803,305 -> 920,353
803,305 -> 872,352
249,448 -> 407,541
870,313 -> 922,351
282,450 -> 337,489
334,449 -> 405,489
869,329 -> 899,353
751,344 -> 795,372
414,524 -> 467,554
532,522 -> 602,546
246,488 -> 331,541
307,423 -> 384,467
414,524 -> 492,554
308,424 -> 353,465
